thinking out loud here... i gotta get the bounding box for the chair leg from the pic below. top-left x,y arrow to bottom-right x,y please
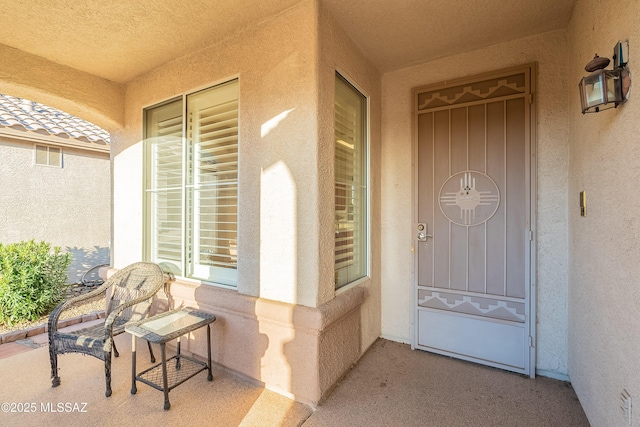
105,351 -> 112,397
113,340 -> 120,358
49,344 -> 60,387
147,341 -> 156,363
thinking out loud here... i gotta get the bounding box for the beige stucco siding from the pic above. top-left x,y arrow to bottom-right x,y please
0,136 -> 111,282
567,0 -> 640,424
112,0 -> 381,404
116,0 -> 320,306
380,30 -> 570,377
0,44 -> 124,132
317,0 -> 382,355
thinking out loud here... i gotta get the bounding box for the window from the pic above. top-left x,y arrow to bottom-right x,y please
144,80 -> 239,287
34,144 -> 62,167
334,73 -> 368,289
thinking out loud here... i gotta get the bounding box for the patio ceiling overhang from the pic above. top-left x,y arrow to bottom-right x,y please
0,0 -> 576,85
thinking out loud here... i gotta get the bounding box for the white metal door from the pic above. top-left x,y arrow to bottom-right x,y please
413,65 -> 535,376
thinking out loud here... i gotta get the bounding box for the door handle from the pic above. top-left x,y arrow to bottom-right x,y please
417,223 -> 432,241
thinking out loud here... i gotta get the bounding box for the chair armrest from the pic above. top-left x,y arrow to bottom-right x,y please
102,293 -> 158,351
47,282 -> 111,336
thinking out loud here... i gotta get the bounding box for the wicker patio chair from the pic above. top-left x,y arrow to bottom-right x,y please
48,262 -> 165,397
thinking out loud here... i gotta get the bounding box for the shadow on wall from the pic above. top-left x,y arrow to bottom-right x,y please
65,246 -> 110,283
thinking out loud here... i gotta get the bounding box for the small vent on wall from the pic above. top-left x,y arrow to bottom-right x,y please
621,389 -> 632,425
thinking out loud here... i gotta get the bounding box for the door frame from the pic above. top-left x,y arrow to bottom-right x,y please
410,63 -> 538,377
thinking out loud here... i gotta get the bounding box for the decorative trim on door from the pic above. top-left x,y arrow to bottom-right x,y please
417,73 -> 526,111
439,171 -> 500,226
418,289 -> 526,323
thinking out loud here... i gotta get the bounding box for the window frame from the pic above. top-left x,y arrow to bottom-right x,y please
142,78 -> 240,289
34,144 -> 62,167
334,71 -> 371,291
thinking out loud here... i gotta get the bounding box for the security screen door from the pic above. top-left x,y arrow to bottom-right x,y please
413,65 -> 535,376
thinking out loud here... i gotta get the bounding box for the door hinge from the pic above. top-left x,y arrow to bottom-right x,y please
529,336 -> 534,348
528,230 -> 533,241
528,93 -> 534,104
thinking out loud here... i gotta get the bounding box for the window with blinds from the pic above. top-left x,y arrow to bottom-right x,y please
144,79 -> 239,287
334,73 -> 368,289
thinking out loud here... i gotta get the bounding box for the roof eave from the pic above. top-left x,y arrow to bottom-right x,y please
0,127 -> 110,153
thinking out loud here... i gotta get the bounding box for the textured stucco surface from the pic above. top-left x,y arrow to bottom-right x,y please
0,0 -> 304,84
154,275 -> 364,405
322,0 -> 574,73
117,0 -> 319,306
0,44 -> 124,132
111,0 -> 381,403
567,1 -> 640,425
0,137 -> 111,282
0,0 -> 575,84
380,30 -> 570,376
317,1 -> 382,353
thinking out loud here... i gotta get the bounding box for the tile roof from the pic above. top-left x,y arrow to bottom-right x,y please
0,94 -> 110,146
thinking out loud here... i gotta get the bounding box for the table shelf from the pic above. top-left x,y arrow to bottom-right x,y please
137,355 -> 208,392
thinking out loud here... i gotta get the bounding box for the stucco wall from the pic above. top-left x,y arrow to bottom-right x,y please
317,1 -> 382,354
567,1 -> 640,425
112,0 -> 381,404
380,30 -> 570,377
0,136 -> 111,282
0,44 -> 124,132
116,0 -> 320,306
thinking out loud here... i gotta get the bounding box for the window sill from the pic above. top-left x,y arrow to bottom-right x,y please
335,275 -> 370,296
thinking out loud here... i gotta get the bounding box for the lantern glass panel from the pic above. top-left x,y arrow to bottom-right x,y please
604,70 -> 622,104
585,72 -> 605,108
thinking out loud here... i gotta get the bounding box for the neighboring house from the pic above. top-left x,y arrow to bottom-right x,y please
0,1 -> 638,425
0,94 -> 111,283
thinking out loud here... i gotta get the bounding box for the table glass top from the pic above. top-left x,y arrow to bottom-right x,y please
141,311 -> 207,336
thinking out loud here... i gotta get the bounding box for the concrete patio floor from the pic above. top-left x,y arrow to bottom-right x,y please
0,332 -> 589,426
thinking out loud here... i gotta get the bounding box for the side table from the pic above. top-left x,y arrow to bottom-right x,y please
125,307 -> 216,410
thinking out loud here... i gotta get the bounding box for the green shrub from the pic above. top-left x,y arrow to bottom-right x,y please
0,240 -> 71,325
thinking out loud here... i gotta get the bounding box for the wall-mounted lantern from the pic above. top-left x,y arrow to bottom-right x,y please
579,41 -> 631,114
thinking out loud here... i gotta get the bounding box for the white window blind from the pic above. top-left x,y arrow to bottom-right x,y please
334,73 -> 367,289
145,99 -> 184,275
144,79 -> 239,287
187,83 -> 238,285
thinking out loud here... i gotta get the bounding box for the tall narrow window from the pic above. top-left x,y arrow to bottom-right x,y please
334,73 -> 368,289
144,79 -> 239,287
